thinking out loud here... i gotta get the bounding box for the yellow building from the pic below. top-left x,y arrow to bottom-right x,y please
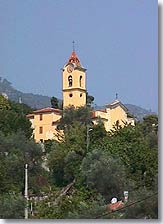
27,107 -> 62,142
92,99 -> 135,132
27,49 -> 134,142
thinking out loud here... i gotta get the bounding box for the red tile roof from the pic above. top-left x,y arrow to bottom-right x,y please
107,201 -> 124,211
26,108 -> 62,118
91,110 -> 107,118
68,51 -> 81,67
26,114 -> 34,119
33,107 -> 62,115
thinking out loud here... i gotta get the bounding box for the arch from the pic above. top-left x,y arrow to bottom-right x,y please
79,76 -> 82,87
68,75 -> 73,87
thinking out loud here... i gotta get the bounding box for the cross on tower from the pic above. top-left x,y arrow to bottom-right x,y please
72,40 -> 75,51
116,93 -> 118,100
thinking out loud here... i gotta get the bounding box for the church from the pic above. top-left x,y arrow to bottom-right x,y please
27,49 -> 134,142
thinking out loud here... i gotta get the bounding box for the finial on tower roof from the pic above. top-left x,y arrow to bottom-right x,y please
116,93 -> 118,100
72,40 -> 75,52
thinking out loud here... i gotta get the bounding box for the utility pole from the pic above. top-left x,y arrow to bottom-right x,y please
86,125 -> 93,152
24,164 -> 28,219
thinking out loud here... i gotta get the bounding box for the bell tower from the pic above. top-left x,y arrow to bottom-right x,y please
62,47 -> 86,108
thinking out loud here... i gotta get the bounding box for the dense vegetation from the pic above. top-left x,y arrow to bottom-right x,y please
0,95 -> 158,219
0,95 -> 49,218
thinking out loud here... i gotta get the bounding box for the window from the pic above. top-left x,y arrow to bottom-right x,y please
39,127 -> 43,134
69,93 -> 73,97
115,120 -> 119,128
68,75 -> 73,87
52,121 -> 56,126
79,76 -> 82,87
80,93 -> 82,97
40,114 -> 43,121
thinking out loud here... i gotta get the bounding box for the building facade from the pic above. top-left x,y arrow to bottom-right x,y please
27,108 -> 62,142
92,99 -> 135,132
27,50 -> 134,142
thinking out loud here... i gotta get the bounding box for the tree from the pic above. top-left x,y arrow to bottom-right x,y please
34,184 -> 106,219
58,106 -> 92,131
48,122 -> 87,185
139,114 -> 158,135
86,92 -> 94,107
89,121 -> 107,146
0,110 -> 33,139
101,120 -> 158,190
0,132 -> 45,194
0,98 -> 33,139
81,149 -> 128,202
51,96 -> 59,109
123,187 -> 158,219
0,194 -> 25,218
10,101 -> 33,115
0,95 -> 10,110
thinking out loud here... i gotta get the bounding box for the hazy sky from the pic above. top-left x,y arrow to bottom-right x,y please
0,0 -> 158,112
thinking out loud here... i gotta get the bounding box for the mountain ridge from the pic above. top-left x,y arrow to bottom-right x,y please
0,77 -> 156,120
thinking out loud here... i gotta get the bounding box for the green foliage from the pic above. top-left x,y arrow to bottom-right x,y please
46,111 -> 158,219
44,139 -> 55,154
0,194 -> 25,218
58,106 -> 92,131
89,121 -> 107,146
50,96 -> 59,109
48,122 -> 86,185
86,92 -> 94,107
0,95 -> 11,110
48,142 -> 66,186
9,101 -> 33,115
0,110 -> 33,139
35,186 -> 105,219
100,117 -> 158,190
0,97 -> 33,139
81,149 -> 128,202
0,132 -> 45,194
123,188 -> 158,218
67,191 -> 106,219
140,114 -> 158,135
0,94 -> 158,219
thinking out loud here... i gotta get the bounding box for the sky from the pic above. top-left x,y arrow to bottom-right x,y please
0,0 -> 158,112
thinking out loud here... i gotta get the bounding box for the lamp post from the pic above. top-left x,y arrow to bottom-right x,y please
86,125 -> 93,152
24,164 -> 29,219
124,191 -> 128,203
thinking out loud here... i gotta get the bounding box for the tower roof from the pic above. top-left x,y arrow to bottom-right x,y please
68,50 -> 81,67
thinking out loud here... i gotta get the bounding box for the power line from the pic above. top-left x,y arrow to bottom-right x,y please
95,192 -> 158,219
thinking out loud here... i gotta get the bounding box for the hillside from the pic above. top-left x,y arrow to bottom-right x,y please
0,77 -> 51,109
124,104 -> 155,121
0,77 -> 155,120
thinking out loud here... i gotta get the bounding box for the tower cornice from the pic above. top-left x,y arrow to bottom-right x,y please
63,87 -> 86,92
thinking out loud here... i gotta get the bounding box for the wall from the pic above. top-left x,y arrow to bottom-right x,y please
62,67 -> 86,108
31,112 -> 61,142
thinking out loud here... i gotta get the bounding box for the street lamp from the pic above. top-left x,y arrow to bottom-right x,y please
24,164 -> 29,219
86,125 -> 93,152
124,191 -> 128,203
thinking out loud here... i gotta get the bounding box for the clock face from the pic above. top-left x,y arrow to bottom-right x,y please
67,64 -> 74,73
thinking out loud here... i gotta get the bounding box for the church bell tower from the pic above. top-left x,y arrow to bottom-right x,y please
62,47 -> 86,108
